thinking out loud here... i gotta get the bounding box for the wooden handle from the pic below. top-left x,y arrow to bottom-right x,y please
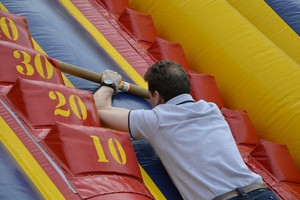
55,59 -> 149,99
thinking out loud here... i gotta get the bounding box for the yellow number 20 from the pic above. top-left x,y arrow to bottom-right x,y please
49,91 -> 87,120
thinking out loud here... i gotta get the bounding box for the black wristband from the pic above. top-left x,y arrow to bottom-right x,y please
100,79 -> 117,93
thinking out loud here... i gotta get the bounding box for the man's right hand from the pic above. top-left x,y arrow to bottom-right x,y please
101,70 -> 122,90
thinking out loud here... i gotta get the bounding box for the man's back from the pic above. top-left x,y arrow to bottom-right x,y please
129,94 -> 263,200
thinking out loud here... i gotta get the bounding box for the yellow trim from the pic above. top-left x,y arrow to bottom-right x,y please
226,0 -> 300,65
32,39 -> 46,54
59,0 -> 147,89
0,2 -> 8,11
139,165 -> 166,200
0,116 -> 65,199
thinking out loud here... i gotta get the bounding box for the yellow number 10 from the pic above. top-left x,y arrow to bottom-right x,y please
90,135 -> 127,165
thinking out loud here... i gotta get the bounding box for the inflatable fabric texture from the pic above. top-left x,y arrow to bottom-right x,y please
221,108 -> 259,146
1,0 -> 299,199
0,10 -> 34,48
0,1 -> 156,199
0,141 -> 44,200
44,122 -> 153,199
118,8 -> 158,47
188,71 -> 224,109
128,0 -> 300,171
250,140 -> 300,183
98,0 -> 130,18
226,0 -> 300,66
0,41 -> 64,85
6,78 -> 101,127
148,37 -> 189,72
68,0 -> 154,79
45,122 -> 141,178
264,0 -> 300,37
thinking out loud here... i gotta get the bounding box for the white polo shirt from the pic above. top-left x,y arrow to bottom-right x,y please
129,94 -> 262,200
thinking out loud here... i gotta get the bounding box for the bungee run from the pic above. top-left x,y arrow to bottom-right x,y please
0,0 -> 300,199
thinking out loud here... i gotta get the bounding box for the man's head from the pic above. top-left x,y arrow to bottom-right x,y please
144,60 -> 191,105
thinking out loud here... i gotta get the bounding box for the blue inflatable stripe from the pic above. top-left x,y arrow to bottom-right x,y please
0,142 -> 43,200
265,0 -> 300,36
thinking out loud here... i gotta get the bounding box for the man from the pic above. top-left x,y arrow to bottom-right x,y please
94,60 -> 279,200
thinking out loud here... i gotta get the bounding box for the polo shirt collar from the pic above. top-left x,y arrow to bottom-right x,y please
166,94 -> 195,105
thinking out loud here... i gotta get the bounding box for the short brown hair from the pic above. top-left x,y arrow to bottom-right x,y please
144,60 -> 191,102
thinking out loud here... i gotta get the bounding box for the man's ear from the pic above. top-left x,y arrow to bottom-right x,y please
154,91 -> 165,106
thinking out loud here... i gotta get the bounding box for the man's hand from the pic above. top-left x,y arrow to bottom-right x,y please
101,70 -> 122,90
94,70 -> 130,132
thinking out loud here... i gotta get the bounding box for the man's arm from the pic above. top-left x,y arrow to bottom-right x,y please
93,70 -> 130,132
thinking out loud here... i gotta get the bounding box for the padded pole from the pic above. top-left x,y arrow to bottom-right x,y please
55,59 -> 149,99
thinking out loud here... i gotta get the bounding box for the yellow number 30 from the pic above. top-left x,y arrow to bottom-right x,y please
14,50 -> 54,79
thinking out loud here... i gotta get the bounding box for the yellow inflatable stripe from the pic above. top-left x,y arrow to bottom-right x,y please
0,116 -> 65,200
59,0 -> 147,89
226,0 -> 300,65
0,2 -> 7,11
128,0 -> 300,170
139,165 -> 166,200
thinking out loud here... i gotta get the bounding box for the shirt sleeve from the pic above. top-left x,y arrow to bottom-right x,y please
128,109 -> 158,141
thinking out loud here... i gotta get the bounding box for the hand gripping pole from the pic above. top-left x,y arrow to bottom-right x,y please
55,59 -> 149,99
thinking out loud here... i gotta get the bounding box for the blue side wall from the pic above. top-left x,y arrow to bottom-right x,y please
0,141 -> 43,200
265,0 -> 300,36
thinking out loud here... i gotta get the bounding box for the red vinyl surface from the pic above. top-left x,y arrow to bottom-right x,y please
188,70 -> 224,109
6,78 -> 100,128
148,37 -> 190,72
45,123 -> 142,178
44,122 -> 153,199
0,9 -> 34,48
250,140 -> 300,183
118,8 -> 158,47
71,0 -> 155,77
0,41 -> 64,85
222,108 -> 260,146
98,0 -> 130,18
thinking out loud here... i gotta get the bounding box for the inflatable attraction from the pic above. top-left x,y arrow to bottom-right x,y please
0,0 -> 300,199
